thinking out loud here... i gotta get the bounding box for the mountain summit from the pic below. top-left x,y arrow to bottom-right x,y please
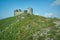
0,13 -> 60,40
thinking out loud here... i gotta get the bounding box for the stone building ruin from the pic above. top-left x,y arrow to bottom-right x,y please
14,8 -> 33,16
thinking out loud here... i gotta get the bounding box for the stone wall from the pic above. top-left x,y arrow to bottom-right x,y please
14,8 -> 33,16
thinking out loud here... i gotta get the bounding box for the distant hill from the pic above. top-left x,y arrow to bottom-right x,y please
0,13 -> 60,40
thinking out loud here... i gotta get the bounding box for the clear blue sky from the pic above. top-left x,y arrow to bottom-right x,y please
0,0 -> 60,19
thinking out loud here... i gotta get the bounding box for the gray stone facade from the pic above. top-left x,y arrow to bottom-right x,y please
14,8 -> 33,16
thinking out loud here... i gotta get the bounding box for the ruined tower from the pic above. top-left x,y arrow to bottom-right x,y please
27,8 -> 33,15
14,8 -> 33,16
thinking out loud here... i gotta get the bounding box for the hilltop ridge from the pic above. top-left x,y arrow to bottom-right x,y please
0,13 -> 60,40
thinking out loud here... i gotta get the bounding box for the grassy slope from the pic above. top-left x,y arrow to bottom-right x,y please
0,13 -> 60,40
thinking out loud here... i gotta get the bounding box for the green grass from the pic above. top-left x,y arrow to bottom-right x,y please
0,13 -> 60,40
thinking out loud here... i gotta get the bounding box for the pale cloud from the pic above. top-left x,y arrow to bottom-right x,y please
51,0 -> 60,6
44,13 -> 53,17
34,13 -> 40,15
